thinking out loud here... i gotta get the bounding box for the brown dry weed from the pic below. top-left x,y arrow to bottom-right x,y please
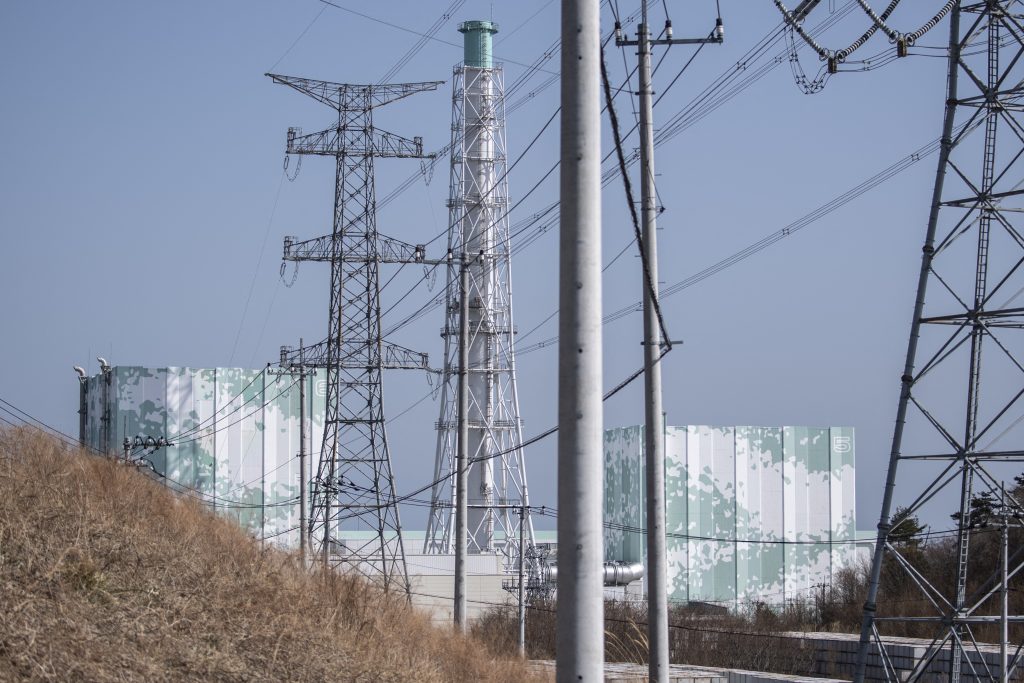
0,428 -> 539,682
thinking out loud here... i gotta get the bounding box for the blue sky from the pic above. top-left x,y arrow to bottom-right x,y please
1,0 -> 1017,533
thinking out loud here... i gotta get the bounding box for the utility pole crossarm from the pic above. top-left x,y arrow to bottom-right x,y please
266,73 -> 443,109
286,126 -> 433,158
615,20 -> 724,47
280,338 -> 429,371
284,233 -> 441,264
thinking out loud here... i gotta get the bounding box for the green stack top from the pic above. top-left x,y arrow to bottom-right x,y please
458,20 -> 499,68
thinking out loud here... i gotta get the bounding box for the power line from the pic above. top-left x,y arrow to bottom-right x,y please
228,171 -> 286,366
315,0 -> 558,75
517,120 -> 970,355
267,4 -> 327,73
377,0 -> 466,84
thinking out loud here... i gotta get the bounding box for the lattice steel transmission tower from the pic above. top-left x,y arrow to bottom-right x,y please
854,4 -> 1024,682
423,22 -> 534,565
268,73 -> 441,591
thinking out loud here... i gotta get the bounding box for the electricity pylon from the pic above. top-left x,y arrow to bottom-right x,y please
422,22 -> 534,570
269,74 -> 441,592
854,4 -> 1024,682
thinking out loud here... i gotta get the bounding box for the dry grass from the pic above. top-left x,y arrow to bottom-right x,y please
473,598 -> 818,674
0,428 -> 539,682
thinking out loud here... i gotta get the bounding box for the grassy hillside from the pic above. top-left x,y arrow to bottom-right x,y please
0,428 -> 537,682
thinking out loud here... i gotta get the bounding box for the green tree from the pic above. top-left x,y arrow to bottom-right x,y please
889,506 -> 927,549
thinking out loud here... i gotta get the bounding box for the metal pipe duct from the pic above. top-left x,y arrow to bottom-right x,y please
545,561 -> 645,586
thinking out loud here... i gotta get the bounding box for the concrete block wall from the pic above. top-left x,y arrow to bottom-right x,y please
783,632 -> 1022,682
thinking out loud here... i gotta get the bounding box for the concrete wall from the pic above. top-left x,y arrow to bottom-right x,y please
781,631 -> 1022,683
405,552 -> 513,623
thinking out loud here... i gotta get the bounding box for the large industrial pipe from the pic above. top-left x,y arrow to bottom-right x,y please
545,561 -> 645,587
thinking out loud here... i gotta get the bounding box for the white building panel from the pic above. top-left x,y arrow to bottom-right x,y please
606,424 -> 858,609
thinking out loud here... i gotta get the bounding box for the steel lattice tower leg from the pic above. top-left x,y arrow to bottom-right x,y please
269,74 -> 442,592
424,22 -> 534,569
854,4 -> 1024,682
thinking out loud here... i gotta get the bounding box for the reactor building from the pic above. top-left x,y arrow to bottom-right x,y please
78,364 -> 325,550
604,424 -> 867,608
75,367 -> 868,613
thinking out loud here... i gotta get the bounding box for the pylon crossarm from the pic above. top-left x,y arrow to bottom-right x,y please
945,188 -> 1024,207
900,449 -> 1024,462
921,306 -> 1024,324
286,125 -> 428,158
279,337 -> 428,370
284,232 -> 430,263
267,73 -> 442,109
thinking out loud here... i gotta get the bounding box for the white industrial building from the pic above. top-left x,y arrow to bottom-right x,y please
604,425 -> 870,608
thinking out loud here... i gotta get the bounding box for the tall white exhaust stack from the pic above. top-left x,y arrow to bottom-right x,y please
424,20 -> 534,572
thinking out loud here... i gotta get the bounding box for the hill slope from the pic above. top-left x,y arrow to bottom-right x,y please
0,428 -> 536,682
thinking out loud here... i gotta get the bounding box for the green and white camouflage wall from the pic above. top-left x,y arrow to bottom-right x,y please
604,425 -> 859,608
84,366 -> 326,550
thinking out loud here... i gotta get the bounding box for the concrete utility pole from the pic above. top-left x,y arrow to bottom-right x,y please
455,253 -> 470,632
557,0 -> 604,680
616,5 -> 722,681
1000,484 -> 1009,683
518,504 -> 527,657
299,340 -> 308,565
